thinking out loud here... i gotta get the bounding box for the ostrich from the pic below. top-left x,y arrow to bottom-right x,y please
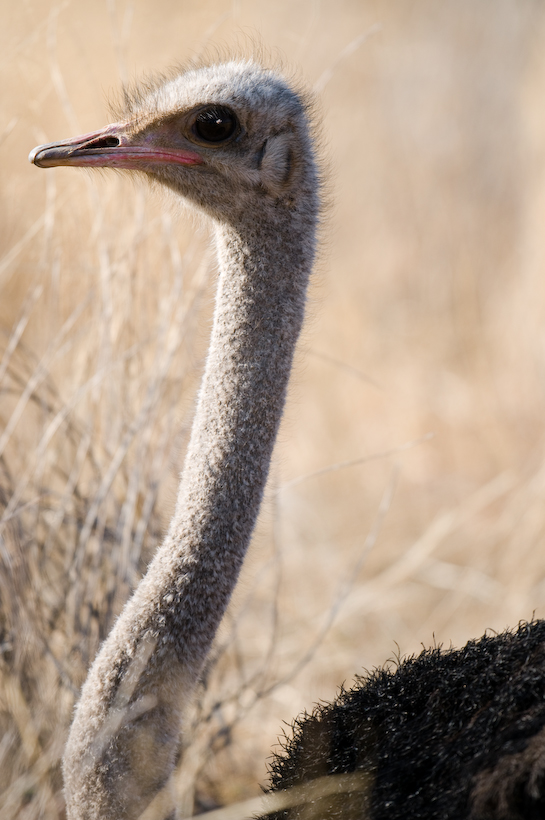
29,61 -> 545,820
31,59 -> 319,819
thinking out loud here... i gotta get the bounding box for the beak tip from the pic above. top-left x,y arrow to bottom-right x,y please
29,146 -> 41,166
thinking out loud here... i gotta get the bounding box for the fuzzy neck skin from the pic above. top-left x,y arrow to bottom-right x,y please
62,203 -> 317,820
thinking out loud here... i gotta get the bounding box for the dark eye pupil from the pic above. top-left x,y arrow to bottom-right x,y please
194,107 -> 237,142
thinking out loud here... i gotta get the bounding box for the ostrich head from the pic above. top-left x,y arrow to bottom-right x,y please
29,61 -> 317,225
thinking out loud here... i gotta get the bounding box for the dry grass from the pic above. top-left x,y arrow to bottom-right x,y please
3,1 -> 545,817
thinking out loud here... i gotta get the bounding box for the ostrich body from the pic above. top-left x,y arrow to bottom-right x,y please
265,620 -> 545,820
30,62 -> 545,820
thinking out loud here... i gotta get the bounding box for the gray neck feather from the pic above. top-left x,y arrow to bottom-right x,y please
63,204 -> 317,819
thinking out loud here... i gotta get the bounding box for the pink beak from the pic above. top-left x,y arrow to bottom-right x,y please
29,122 -> 203,170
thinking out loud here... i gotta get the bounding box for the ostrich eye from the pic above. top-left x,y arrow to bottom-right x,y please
193,106 -> 237,143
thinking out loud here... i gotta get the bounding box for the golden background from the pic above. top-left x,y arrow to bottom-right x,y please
2,1 -> 545,815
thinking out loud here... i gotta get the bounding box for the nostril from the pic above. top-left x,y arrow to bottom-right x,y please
82,136 -> 120,150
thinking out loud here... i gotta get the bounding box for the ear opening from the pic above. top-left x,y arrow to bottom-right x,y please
259,133 -> 293,195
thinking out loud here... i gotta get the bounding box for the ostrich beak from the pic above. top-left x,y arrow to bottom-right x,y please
29,122 -> 203,170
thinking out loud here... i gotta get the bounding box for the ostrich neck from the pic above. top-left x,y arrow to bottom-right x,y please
63,206 -> 316,820
148,212 -> 314,674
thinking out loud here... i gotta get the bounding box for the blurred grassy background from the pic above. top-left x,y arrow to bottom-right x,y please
3,0 -> 545,816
